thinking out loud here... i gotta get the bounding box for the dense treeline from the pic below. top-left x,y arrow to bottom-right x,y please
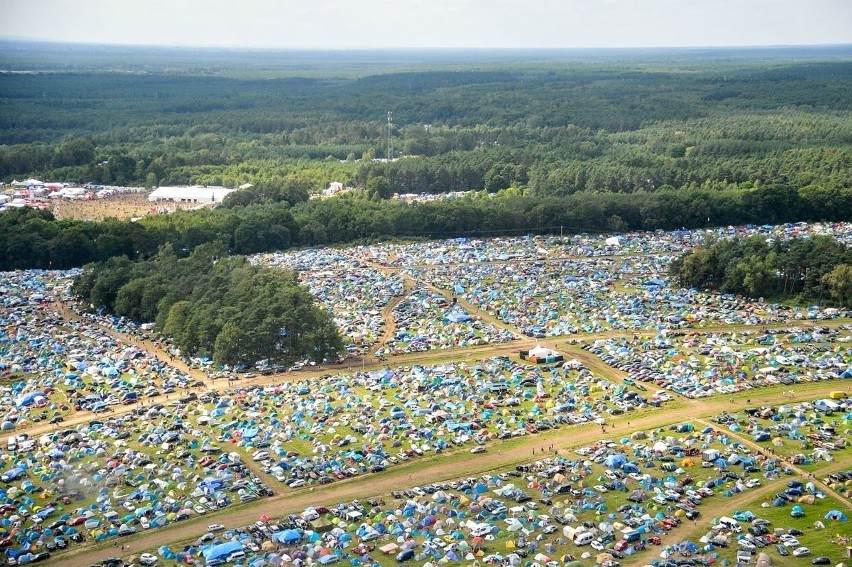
71,242 -> 343,365
669,235 -> 852,308
2,183 -> 850,271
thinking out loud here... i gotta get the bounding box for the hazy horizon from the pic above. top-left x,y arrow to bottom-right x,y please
2,0 -> 850,50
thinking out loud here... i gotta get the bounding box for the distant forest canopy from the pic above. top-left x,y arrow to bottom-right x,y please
1,45 -> 850,198
0,44 -> 850,271
2,45 -> 850,362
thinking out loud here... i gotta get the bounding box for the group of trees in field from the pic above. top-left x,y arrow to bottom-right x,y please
670,235 -> 852,308
71,242 -> 343,365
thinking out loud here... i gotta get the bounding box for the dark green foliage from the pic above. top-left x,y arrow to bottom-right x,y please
670,235 -> 852,307
2,48 -> 851,197
73,243 -> 343,365
1,184 -> 850,271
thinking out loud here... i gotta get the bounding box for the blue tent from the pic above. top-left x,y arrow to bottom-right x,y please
368,369 -> 394,381
445,309 -> 472,323
15,392 -> 44,407
203,541 -> 243,561
1,467 -> 25,482
604,454 -> 626,469
824,510 -> 847,521
679,541 -> 699,554
274,529 -> 302,544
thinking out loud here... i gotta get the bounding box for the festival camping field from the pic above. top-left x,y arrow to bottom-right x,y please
0,221 -> 850,567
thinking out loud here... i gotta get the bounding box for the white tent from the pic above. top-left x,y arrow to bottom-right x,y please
529,345 -> 558,359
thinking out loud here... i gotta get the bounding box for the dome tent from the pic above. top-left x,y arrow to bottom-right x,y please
824,510 -> 847,521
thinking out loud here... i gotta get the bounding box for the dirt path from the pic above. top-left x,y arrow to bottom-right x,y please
633,457 -> 852,567
50,192 -> 200,222
695,418 -> 852,509
374,273 -> 414,348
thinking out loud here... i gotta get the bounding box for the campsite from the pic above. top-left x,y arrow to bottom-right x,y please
1,221 -> 851,567
94,428 -> 852,567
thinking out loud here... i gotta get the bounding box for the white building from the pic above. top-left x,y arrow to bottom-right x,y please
148,185 -> 236,204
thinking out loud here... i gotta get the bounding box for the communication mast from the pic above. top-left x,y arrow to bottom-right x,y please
387,111 -> 393,161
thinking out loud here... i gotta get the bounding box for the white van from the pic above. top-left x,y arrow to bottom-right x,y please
717,517 -> 741,533
574,531 -> 595,546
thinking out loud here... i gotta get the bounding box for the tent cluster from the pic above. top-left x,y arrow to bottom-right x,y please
584,327 -> 851,399
139,421 -> 812,567
257,223 -> 850,354
0,271 -> 200,432
345,223 -> 852,269
380,284 -> 514,357
0,399 -> 274,556
182,355 -> 663,490
262,250 -> 404,355
712,398 -> 852,468
420,252 -> 846,340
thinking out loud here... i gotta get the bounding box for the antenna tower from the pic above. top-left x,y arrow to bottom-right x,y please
387,111 -> 393,161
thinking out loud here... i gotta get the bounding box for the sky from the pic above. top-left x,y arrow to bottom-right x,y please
1,0 -> 851,50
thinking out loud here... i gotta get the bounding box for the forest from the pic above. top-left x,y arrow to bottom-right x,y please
1,183 -> 849,272
71,242 -> 343,366
1,44 -> 850,198
669,235 -> 852,308
0,46 -> 849,256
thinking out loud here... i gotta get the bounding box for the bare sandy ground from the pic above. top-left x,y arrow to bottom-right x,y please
50,193 -> 200,221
